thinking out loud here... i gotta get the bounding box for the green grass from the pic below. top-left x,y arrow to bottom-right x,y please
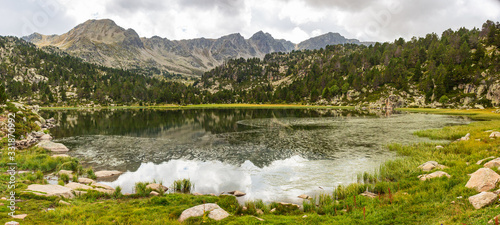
1,107 -> 500,224
39,103 -> 355,110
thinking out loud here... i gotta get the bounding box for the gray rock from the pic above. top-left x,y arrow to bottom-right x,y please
469,192 -> 497,209
465,168 -> 500,192
26,184 -> 74,198
178,203 -> 229,222
37,141 -> 69,152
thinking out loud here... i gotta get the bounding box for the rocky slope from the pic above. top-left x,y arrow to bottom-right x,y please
23,19 -> 370,76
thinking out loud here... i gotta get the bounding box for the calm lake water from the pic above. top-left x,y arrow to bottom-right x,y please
41,108 -> 469,204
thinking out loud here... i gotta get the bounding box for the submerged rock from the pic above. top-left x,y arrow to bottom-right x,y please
37,141 -> 69,152
465,168 -> 500,192
26,184 -> 74,198
469,192 -> 497,209
178,203 -> 229,222
418,171 -> 451,181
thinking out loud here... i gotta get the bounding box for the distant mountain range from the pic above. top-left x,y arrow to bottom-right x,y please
23,19 -> 373,76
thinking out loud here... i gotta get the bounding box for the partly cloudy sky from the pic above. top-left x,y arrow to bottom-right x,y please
1,0 -> 500,43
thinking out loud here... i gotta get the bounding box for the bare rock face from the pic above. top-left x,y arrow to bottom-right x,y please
178,203 -> 229,222
465,168 -> 500,192
484,157 -> 500,169
26,184 -> 74,198
146,183 -> 168,192
37,141 -> 69,152
468,192 -> 498,209
94,170 -> 123,178
418,171 -> 451,181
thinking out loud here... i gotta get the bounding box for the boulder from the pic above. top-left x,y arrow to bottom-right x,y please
65,182 -> 93,190
150,191 -> 159,196
5,221 -> 19,225
146,183 -> 168,192
298,194 -> 312,200
484,157 -> 500,169
418,171 -> 451,181
418,161 -> 439,171
178,203 -> 229,222
77,178 -> 95,184
465,168 -> 500,192
26,184 -> 74,198
58,170 -> 73,178
39,134 -> 52,140
94,170 -> 123,178
37,141 -> 69,152
468,192 -> 497,209
458,133 -> 471,141
490,132 -> 500,138
51,154 -> 70,158
477,156 -> 496,165
360,191 -> 378,198
228,190 -> 246,197
59,200 -> 71,206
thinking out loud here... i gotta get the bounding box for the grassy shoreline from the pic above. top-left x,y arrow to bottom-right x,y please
2,106 -> 500,224
39,103 -> 355,110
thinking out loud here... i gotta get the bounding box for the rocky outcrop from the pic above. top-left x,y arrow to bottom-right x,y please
468,192 -> 498,209
26,184 -> 74,198
94,170 -> 123,178
36,141 -> 69,152
178,203 -> 229,222
418,171 -> 451,181
465,168 -> 500,192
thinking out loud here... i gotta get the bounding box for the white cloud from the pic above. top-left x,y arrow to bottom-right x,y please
0,0 -> 499,43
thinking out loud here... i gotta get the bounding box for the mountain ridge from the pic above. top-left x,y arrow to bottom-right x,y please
23,19 -> 373,76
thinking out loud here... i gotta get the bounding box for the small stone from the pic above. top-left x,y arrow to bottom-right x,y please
418,161 -> 440,171
1,197 -> 6,200
242,206 -> 247,211
150,191 -> 159,196
270,208 -> 276,213
251,216 -> 265,221
192,192 -> 203,196
469,192 -> 497,209
298,194 -> 312,200
11,214 -> 27,219
256,209 -> 263,215
436,145 -> 444,149
59,200 -> 70,206
451,201 -> 455,204
458,133 -> 471,141
39,134 -> 52,140
302,215 -> 308,218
